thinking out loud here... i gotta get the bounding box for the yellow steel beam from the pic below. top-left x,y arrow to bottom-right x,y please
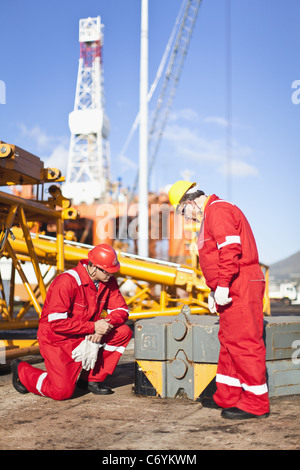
0,140 -> 63,186
128,305 -> 208,320
0,190 -> 63,223
0,270 -> 10,320
4,239 -> 42,316
0,203 -> 18,253
19,205 -> 47,301
56,218 -> 65,274
16,266 -> 55,321
126,286 -> 151,306
0,340 -> 40,361
0,319 -> 39,330
5,345 -> 40,360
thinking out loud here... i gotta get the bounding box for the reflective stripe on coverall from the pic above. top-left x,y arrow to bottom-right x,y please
198,195 -> 270,415
18,259 -> 132,400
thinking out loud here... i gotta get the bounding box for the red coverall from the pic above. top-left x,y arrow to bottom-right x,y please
198,194 -> 269,415
18,259 -> 132,400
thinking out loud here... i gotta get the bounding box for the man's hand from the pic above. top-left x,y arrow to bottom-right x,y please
94,318 -> 113,336
208,291 -> 217,313
86,333 -> 102,344
215,286 -> 232,306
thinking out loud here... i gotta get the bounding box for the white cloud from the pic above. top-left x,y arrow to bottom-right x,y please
203,116 -> 229,127
220,159 -> 259,177
164,124 -> 224,163
169,108 -> 199,122
180,169 -> 195,181
203,115 -> 250,131
162,115 -> 259,179
18,123 -> 67,151
17,122 -> 70,177
44,144 -> 69,178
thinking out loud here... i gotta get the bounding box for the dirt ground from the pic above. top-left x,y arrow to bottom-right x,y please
0,336 -> 299,452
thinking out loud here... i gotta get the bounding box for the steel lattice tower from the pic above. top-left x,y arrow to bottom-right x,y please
63,16 -> 110,205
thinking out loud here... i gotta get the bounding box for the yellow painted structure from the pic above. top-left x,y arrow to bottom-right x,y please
135,359 -> 218,400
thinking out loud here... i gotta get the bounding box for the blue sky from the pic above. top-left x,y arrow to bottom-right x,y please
1,0 -> 300,266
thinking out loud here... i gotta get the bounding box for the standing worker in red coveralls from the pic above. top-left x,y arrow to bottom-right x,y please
168,181 -> 270,420
11,244 -> 132,400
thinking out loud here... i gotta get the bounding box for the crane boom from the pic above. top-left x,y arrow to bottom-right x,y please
148,0 -> 203,182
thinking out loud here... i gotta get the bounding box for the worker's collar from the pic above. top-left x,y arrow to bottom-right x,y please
77,260 -> 94,286
79,259 -> 112,290
202,195 -> 212,213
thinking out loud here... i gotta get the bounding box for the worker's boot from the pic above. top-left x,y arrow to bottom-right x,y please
77,378 -> 114,395
221,407 -> 270,420
200,397 -> 223,409
11,359 -> 28,394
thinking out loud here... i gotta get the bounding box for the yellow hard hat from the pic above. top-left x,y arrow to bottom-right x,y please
168,180 -> 196,209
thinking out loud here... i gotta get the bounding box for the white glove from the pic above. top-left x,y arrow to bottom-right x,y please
208,291 -> 217,313
72,337 -> 102,371
72,339 -> 86,362
215,286 -> 232,306
82,338 -> 101,371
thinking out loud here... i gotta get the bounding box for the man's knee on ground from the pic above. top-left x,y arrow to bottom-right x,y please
51,383 -> 75,401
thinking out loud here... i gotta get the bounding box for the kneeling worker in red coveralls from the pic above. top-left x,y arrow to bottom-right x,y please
168,181 -> 270,420
11,244 -> 132,400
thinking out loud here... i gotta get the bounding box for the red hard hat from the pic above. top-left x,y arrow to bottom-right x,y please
88,244 -> 120,273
